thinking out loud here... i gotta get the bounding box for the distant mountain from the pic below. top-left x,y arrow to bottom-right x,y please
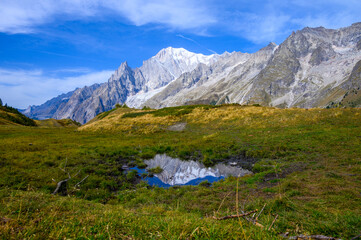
23,47 -> 219,124
23,23 -> 361,123
144,23 -> 361,109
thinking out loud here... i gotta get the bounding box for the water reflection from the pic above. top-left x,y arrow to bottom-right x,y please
131,154 -> 252,187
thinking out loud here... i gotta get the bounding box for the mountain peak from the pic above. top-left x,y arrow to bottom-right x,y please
260,42 -> 278,51
108,61 -> 132,82
154,47 -> 192,60
118,61 -> 130,70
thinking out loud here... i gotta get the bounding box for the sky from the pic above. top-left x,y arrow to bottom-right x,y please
0,0 -> 360,109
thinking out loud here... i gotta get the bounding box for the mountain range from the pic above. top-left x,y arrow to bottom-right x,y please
23,23 -> 361,124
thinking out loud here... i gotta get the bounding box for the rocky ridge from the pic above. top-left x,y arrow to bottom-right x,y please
23,23 -> 361,123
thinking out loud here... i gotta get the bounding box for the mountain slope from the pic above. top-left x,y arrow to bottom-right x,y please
23,23 -> 361,123
144,23 -> 361,109
24,48 -> 218,124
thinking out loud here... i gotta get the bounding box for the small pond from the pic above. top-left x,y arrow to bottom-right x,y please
130,154 -> 252,188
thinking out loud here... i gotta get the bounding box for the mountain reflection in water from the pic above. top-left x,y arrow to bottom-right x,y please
131,154 -> 252,187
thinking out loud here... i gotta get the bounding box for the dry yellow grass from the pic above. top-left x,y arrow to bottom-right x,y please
79,108 -> 179,134
79,105 -> 361,134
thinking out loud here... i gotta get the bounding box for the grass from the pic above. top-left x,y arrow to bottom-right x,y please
0,104 -> 361,239
0,105 -> 36,126
148,166 -> 164,174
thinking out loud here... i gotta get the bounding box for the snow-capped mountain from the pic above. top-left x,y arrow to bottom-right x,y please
24,47 -> 220,123
23,23 -> 361,124
143,23 -> 361,109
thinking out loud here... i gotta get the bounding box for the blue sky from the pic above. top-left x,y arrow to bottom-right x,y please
0,0 -> 360,108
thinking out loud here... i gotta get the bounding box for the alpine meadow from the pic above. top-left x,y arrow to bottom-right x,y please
1,2 -> 361,239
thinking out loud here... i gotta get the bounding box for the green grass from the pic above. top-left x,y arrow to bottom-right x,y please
0,105 -> 36,126
0,105 -> 361,239
148,166 -> 164,174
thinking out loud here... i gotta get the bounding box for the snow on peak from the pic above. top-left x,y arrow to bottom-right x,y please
154,47 -> 218,66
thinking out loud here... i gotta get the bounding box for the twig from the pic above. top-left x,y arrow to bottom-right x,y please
240,209 -> 265,228
286,234 -> 341,240
268,214 -> 278,230
215,191 -> 232,215
52,178 -> 70,195
255,203 -> 267,221
212,209 -> 258,220
351,233 -> 361,240
59,158 -> 68,172
72,169 -> 81,178
74,175 -> 89,188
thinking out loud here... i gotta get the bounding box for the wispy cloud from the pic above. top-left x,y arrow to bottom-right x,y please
177,34 -> 217,54
0,0 -> 360,47
0,0 -> 215,34
208,0 -> 360,46
112,0 -> 215,30
0,68 -> 113,108
227,12 -> 291,44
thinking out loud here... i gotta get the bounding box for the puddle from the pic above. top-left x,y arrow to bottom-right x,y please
130,154 -> 252,188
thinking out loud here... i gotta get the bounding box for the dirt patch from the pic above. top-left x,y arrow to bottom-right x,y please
223,155 -> 258,171
258,162 -> 308,189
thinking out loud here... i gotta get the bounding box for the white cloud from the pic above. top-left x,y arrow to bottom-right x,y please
0,0 -> 215,34
112,0 -> 215,29
0,0 -> 359,46
219,0 -> 361,44
229,12 -> 291,44
0,68 -> 113,108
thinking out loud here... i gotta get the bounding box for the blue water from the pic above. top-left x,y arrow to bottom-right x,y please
130,167 -> 225,188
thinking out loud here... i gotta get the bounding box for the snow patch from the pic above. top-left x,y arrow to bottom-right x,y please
126,86 -> 166,108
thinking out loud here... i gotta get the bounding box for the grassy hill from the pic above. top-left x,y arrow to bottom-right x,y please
0,104 -> 80,128
35,118 -> 81,128
0,104 -> 360,239
0,105 -> 36,126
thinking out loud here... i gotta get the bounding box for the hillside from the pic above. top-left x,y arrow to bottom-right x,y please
1,104 -> 361,239
0,105 -> 36,126
0,103 -> 80,127
35,118 -> 81,128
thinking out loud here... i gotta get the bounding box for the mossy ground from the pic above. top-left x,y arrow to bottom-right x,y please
1,105 -> 360,239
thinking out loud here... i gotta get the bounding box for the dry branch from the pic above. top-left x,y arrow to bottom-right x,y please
268,214 -> 278,230
351,233 -> 361,240
285,234 -> 341,240
74,175 -> 89,189
52,178 -> 70,195
53,159 -> 88,195
212,209 -> 258,220
255,203 -> 267,221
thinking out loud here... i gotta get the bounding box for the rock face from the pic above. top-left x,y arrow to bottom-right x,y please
23,23 -> 361,123
144,23 -> 361,109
